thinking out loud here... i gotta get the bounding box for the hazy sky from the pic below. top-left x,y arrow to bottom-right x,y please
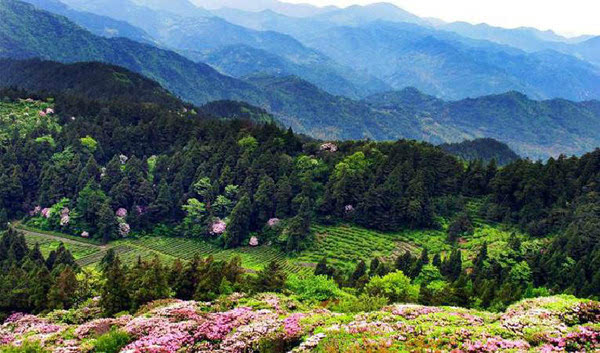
286,0 -> 600,36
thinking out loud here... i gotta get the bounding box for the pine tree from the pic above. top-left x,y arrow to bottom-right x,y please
77,156 -> 101,191
254,175 -> 275,227
349,260 -> 367,287
101,155 -> 124,193
100,256 -> 130,316
97,199 -> 117,244
47,266 -> 78,310
255,261 -> 287,292
150,180 -> 173,220
130,257 -> 170,310
223,195 -> 252,248
285,196 -> 311,253
395,251 -> 414,275
275,176 -> 292,218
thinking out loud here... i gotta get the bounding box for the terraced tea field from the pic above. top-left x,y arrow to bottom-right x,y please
19,217 -> 545,274
295,224 -> 420,271
23,232 -> 100,261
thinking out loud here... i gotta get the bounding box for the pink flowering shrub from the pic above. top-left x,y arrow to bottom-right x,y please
463,337 -> 530,352
249,236 -> 259,247
267,218 -> 280,227
390,304 -> 442,319
39,110 -> 47,117
73,318 -> 116,339
41,208 -> 51,218
283,313 -> 306,337
210,219 -> 226,235
119,223 -> 131,237
81,231 -> 90,238
2,296 -> 600,352
45,108 -> 54,114
195,307 -> 255,341
60,214 -> 70,226
116,208 -> 128,219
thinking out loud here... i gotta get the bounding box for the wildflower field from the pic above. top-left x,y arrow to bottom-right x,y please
1,294 -> 598,352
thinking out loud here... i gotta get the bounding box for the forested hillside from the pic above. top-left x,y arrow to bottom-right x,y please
440,138 -> 520,165
2,68 -> 600,309
0,59 -> 181,106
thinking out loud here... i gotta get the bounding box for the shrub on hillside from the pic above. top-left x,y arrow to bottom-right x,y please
365,270 -> 419,304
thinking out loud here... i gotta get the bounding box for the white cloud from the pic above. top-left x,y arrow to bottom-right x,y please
285,0 -> 600,36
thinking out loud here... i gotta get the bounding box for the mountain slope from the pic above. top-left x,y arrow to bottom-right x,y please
302,21 -> 600,101
0,0 -> 265,105
440,22 -> 600,67
36,0 -> 385,98
365,90 -> 600,158
439,138 -> 521,165
189,44 -> 389,99
209,6 -> 600,102
21,0 -> 154,43
0,58 -> 182,105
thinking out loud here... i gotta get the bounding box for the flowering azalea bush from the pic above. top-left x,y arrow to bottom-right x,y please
115,208 -> 128,219
267,218 -> 281,227
119,223 -> 131,237
210,219 -> 226,235
249,236 -> 259,247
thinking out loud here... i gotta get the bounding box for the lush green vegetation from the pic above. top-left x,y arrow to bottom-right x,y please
1,228 -> 599,352
0,50 -> 599,331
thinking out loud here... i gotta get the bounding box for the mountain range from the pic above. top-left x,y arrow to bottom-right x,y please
2,0 -> 600,159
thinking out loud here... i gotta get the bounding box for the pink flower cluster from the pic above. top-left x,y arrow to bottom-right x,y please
150,301 -> 202,322
283,313 -> 306,337
81,231 -> 90,238
60,207 -> 70,226
540,326 -> 600,351
0,329 -> 14,345
119,222 -> 131,237
116,208 -> 128,218
210,219 -> 226,235
73,318 -> 115,339
463,337 -> 530,352
195,307 -> 254,341
390,305 -> 442,320
249,236 -> 259,247
2,313 -> 65,345
124,318 -> 196,353
267,218 -> 280,227
344,204 -> 355,214
41,208 -> 51,218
